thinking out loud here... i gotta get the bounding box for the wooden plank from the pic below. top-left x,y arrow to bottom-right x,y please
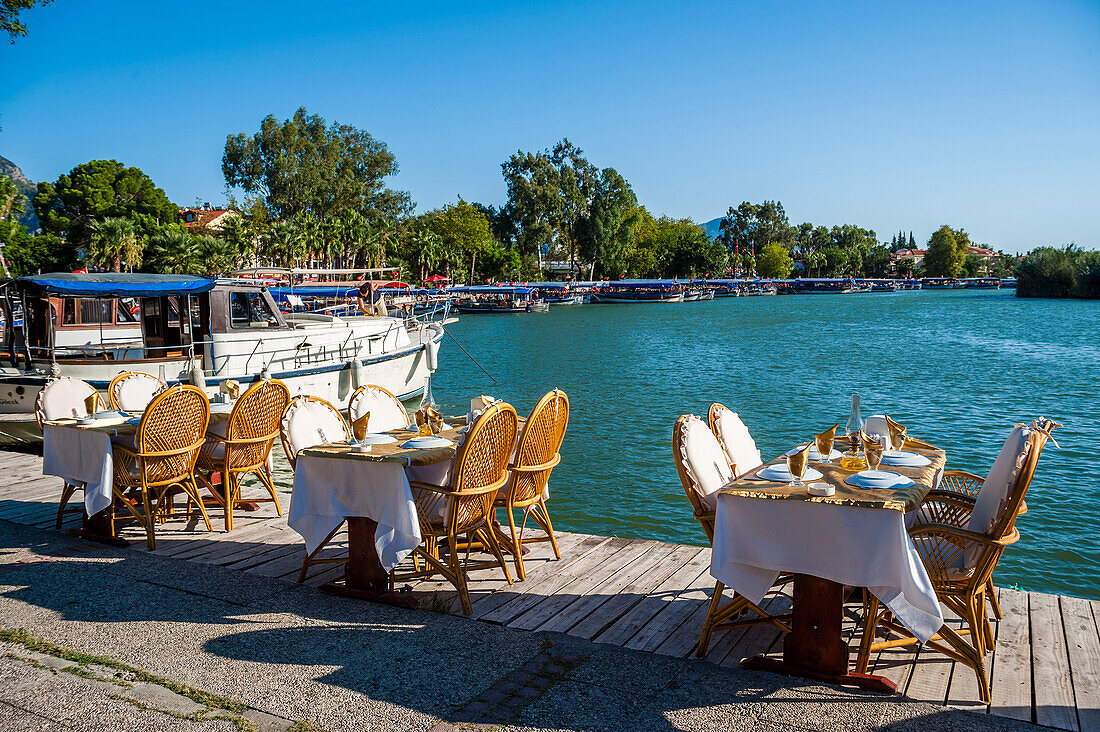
990,588 -> 1033,722
240,545 -> 309,577
473,535 -> 621,623
652,588 -> 727,659
164,520 -> 284,559
547,541 -> 688,636
624,559 -> 714,653
1061,595 -> 1100,732
718,593 -> 789,667
507,540 -> 655,631
593,547 -> 708,647
1031,591 -> 1079,731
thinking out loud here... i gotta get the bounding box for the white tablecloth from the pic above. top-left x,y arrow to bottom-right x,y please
288,455 -> 432,572
42,424 -> 114,516
711,495 -> 944,643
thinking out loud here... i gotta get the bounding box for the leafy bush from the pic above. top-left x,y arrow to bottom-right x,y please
1017,245 -> 1100,299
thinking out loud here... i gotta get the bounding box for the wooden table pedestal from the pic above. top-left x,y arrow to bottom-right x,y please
740,574 -> 896,694
318,516 -> 418,608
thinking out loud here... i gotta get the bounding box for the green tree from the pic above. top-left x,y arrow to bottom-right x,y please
87,217 -> 142,272
222,108 -> 411,223
0,175 -> 26,221
430,200 -> 493,283
259,220 -> 306,268
718,201 -> 794,258
144,228 -> 197,274
0,220 -> 65,275
757,241 -> 793,279
34,160 -> 178,248
576,168 -> 640,278
2,0 -> 51,43
502,139 -> 598,271
924,225 -> 968,277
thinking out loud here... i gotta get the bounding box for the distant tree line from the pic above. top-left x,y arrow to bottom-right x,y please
0,106 -> 1035,282
1016,245 -> 1100,299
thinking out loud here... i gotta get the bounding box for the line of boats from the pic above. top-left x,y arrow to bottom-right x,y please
440,276 -> 1016,311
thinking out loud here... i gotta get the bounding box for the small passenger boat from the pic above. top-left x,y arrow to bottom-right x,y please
964,277 -> 1002,289
589,280 -> 685,303
921,277 -> 961,290
792,278 -> 859,295
1000,278 -> 1017,289
450,285 -> 543,313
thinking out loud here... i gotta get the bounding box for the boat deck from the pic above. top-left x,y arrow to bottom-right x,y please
0,447 -> 1096,731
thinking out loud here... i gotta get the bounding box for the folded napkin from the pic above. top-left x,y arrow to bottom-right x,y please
467,395 -> 498,426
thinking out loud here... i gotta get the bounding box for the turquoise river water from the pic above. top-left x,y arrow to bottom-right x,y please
273,289 -> 1100,600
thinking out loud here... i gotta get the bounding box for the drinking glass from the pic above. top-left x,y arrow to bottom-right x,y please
786,444 -> 812,487
352,413 -> 370,441
865,438 -> 885,470
815,423 -> 838,463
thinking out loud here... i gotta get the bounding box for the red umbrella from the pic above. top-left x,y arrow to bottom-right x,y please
423,274 -> 450,282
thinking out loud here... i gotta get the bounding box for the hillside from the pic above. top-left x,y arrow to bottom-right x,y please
0,155 -> 40,232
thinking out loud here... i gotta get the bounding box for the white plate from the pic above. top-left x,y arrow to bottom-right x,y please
756,464 -> 824,482
76,417 -> 95,425
92,410 -> 126,420
881,451 -> 931,467
844,470 -> 915,490
209,403 -> 233,414
401,436 -> 454,449
353,433 -> 399,445
809,447 -> 843,460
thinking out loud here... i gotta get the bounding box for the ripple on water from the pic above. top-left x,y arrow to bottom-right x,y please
270,290 -> 1100,600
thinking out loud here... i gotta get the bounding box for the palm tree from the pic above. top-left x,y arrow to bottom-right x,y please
145,229 -> 198,274
0,176 -> 26,222
409,227 -> 445,282
193,235 -> 235,277
88,218 -> 141,272
260,220 -> 305,268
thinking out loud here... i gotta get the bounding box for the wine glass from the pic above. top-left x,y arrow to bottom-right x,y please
864,437 -> 885,471
815,423 -> 838,463
786,443 -> 812,487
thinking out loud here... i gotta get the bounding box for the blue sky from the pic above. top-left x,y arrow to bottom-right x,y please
2,1 -> 1097,254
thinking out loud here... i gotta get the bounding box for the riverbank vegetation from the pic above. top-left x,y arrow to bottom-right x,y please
1016,246 -> 1100,299
0,107 -> 1052,283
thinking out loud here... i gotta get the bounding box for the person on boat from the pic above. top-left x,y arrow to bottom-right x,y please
356,282 -> 388,317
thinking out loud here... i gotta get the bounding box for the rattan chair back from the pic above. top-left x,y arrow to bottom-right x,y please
673,414 -> 717,543
448,402 -> 518,534
108,371 -> 166,412
34,377 -> 102,428
135,385 -> 209,486
279,395 -> 351,468
347,384 -> 410,431
506,389 -> 568,505
217,379 -> 291,472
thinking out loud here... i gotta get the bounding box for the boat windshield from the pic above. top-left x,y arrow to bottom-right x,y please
230,291 -> 281,329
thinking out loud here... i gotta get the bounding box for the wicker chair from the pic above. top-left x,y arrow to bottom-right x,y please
195,379 -> 290,532
278,395 -> 354,582
109,385 -> 211,550
494,389 -> 569,580
855,418 -> 1058,703
707,403 -> 763,478
673,414 -> 791,658
108,371 -> 166,412
347,384 -> 411,432
404,402 -> 518,615
34,377 -> 104,529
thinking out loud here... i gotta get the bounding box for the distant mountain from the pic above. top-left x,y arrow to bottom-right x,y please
701,216 -> 723,240
0,155 -> 40,232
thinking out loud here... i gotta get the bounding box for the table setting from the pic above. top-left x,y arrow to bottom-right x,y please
710,395 -> 949,693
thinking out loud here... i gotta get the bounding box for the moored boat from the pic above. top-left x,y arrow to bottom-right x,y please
450,285 -> 543,313
0,273 -> 443,444
792,278 -> 859,294
964,277 -> 1002,289
589,280 -> 685,303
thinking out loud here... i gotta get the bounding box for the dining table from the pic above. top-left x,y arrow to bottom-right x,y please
288,419 -> 467,608
711,435 -> 948,693
41,402 -> 238,542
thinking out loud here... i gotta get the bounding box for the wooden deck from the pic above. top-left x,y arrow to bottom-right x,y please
0,447 -> 1097,731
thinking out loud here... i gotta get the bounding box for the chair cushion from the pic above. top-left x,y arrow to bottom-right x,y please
39,378 -> 98,421
282,399 -> 349,459
114,375 -> 163,412
680,416 -> 732,511
713,408 -> 762,478
349,387 -> 410,431
864,415 -> 891,447
968,424 -> 1031,536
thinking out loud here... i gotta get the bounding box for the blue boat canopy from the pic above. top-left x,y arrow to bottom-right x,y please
19,273 -> 217,298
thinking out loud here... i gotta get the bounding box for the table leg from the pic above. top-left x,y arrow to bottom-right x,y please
67,509 -> 128,547
740,575 -> 896,694
319,516 -> 417,609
